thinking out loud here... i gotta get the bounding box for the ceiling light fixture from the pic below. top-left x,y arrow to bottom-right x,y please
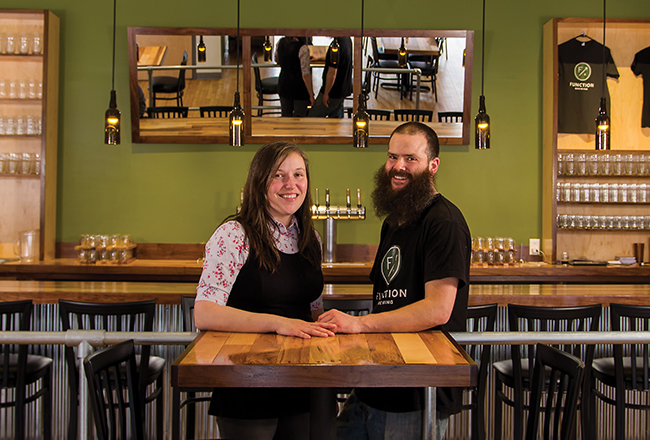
475,0 -> 490,150
197,35 -> 207,63
353,0 -> 370,148
229,0 -> 244,147
104,0 -> 120,145
595,0 -> 610,150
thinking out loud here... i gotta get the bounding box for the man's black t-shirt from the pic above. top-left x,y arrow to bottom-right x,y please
632,46 -> 650,128
356,194 -> 471,414
558,37 -> 619,134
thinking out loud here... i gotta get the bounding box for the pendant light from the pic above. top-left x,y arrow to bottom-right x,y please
398,37 -> 408,68
595,0 -> 610,150
104,0 -> 121,145
263,36 -> 272,62
197,36 -> 207,63
329,38 -> 340,64
353,0 -> 369,148
474,0 -> 490,149
229,0 -> 244,146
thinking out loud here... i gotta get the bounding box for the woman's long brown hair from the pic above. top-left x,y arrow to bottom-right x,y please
224,141 -> 321,272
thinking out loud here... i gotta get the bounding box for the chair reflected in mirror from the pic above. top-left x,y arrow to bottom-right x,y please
370,37 -> 408,100
151,50 -> 188,107
252,52 -> 280,116
438,111 -> 464,123
200,106 -> 233,118
148,107 -> 189,118
393,109 -> 433,122
408,54 -> 438,102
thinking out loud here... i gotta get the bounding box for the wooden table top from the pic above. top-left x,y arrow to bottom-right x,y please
138,46 -> 167,67
379,37 -> 440,57
172,330 -> 476,388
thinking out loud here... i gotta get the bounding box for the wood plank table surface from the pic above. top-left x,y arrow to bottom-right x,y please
137,45 -> 167,67
172,330 -> 476,440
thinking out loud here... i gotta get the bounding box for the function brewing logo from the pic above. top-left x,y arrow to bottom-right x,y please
570,62 -> 595,91
381,245 -> 401,285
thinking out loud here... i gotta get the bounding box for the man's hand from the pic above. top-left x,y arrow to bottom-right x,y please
322,93 -> 330,108
317,309 -> 364,333
276,318 -> 336,339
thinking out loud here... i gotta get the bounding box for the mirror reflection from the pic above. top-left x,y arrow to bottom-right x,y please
128,28 -> 472,144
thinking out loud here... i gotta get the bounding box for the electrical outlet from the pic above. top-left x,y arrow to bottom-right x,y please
529,238 -> 541,256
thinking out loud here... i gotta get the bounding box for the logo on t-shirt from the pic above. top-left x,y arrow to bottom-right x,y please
381,245 -> 401,285
574,62 -> 592,81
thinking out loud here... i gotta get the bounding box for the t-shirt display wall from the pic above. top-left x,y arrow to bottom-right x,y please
542,19 -> 650,264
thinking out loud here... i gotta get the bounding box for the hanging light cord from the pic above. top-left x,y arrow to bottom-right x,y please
601,0 -> 606,99
361,0 -> 364,42
111,0 -> 117,91
480,0 -> 486,96
236,0 -> 240,93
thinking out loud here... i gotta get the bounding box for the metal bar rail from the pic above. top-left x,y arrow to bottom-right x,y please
3,330 -> 648,440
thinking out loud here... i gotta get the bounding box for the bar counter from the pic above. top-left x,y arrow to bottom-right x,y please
2,258 -> 650,284
1,280 -> 649,306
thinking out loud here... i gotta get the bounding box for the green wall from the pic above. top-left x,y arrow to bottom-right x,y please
5,0 -> 649,247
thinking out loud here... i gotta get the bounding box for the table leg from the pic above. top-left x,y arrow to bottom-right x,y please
423,386 -> 436,440
310,388 -> 337,440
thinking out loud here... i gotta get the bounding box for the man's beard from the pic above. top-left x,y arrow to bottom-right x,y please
371,166 -> 437,227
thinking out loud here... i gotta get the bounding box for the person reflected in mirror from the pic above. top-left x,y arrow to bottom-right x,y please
275,36 -> 315,117
195,141 -> 335,439
318,122 -> 471,440
309,36 -> 353,118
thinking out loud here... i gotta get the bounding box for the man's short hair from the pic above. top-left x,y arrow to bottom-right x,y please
389,122 -> 440,161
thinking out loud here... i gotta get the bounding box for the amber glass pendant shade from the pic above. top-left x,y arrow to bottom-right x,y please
398,37 -> 408,67
197,36 -> 206,63
475,95 -> 490,150
595,97 -> 610,150
353,93 -> 370,148
329,38 -> 340,64
104,90 -> 121,145
229,92 -> 245,147
263,36 -> 272,62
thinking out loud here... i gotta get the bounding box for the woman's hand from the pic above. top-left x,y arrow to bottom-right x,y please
276,317 -> 336,339
317,309 -> 364,334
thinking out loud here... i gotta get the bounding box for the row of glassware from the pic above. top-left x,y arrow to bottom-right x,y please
0,115 -> 43,135
557,214 -> 650,230
0,31 -> 42,55
558,152 -> 650,177
0,152 -> 41,175
76,234 -> 135,264
556,182 -> 649,203
471,236 -> 520,266
0,79 -> 44,99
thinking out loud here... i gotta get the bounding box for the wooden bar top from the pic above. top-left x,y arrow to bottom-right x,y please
2,258 -> 650,284
172,330 -> 476,389
1,280 -> 648,307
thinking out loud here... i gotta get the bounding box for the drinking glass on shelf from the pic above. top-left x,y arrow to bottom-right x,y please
568,215 -> 577,229
18,80 -> 27,99
562,182 -> 571,202
587,153 -> 599,175
639,154 -> 648,176
32,32 -> 42,54
599,153 -> 611,175
644,216 -> 650,230
576,153 -> 587,176
605,215 -> 614,229
622,216 -> 631,230
16,115 -> 26,135
576,215 -> 586,229
571,183 -> 581,202
21,153 -> 33,174
599,215 -> 607,229
564,153 -> 575,176
37,82 -> 43,99
557,153 -> 564,176
5,116 -> 15,135
624,154 -> 636,176
613,216 -> 622,229
8,153 -> 20,174
8,80 -> 17,99
6,33 -> 16,54
619,183 -> 628,203
28,80 -> 36,99
34,153 -> 41,175
590,183 -> 600,203
600,183 -> 609,203
19,33 -> 29,54
0,117 -> 4,135
556,182 -> 561,201
629,183 -> 638,203
558,214 -> 568,228
639,184 -> 648,203
0,78 -> 6,98
613,154 -> 623,176
581,183 -> 590,202
609,183 -> 619,203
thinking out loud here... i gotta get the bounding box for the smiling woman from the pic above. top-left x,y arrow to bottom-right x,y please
128,27 -> 474,145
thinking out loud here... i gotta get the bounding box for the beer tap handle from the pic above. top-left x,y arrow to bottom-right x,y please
315,188 -> 319,207
346,189 -> 351,209
357,188 -> 362,209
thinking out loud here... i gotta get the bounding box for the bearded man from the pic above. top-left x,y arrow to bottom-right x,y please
318,121 -> 471,440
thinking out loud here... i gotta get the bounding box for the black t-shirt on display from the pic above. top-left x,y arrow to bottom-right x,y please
558,37 -> 619,134
356,194 -> 471,414
632,46 -> 650,128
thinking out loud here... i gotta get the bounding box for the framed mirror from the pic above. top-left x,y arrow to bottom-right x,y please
128,27 -> 473,145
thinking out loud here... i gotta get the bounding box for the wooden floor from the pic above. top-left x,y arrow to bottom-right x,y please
139,38 -> 465,119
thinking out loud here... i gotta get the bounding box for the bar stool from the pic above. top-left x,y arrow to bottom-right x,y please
493,304 -> 601,440
59,300 -> 165,440
0,299 -> 52,440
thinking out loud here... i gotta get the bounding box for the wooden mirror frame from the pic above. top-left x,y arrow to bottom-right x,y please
128,27 -> 473,145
